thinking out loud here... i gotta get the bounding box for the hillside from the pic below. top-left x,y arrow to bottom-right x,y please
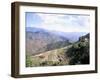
26,27 -> 87,56
66,33 -> 89,64
26,27 -> 70,55
26,33 -> 89,67
26,45 -> 72,67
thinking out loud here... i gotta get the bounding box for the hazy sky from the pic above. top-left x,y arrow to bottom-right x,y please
26,12 -> 90,32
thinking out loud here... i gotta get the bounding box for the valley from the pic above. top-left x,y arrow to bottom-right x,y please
26,27 -> 89,67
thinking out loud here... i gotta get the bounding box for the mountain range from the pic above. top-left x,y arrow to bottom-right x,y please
26,27 -> 88,56
26,29 -> 90,67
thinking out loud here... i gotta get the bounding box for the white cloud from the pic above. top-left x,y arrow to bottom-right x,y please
31,13 -> 90,32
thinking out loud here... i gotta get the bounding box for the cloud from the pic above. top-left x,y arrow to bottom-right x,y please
29,13 -> 90,32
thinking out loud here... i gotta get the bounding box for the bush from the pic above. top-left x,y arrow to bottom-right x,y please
66,41 -> 89,65
26,55 -> 33,67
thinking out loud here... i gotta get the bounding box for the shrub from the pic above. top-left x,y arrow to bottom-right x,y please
66,41 -> 89,65
26,55 -> 33,67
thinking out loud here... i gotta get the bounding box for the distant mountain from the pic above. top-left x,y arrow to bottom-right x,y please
26,27 -> 89,56
26,27 -> 47,33
51,31 -> 88,42
26,27 -> 70,55
26,27 -> 88,42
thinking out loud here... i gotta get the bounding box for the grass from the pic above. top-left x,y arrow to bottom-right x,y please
26,55 -> 33,67
26,45 -> 71,67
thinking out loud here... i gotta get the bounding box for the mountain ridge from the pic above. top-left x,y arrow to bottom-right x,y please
26,27 -> 88,42
26,27 -> 89,57
26,27 -> 70,56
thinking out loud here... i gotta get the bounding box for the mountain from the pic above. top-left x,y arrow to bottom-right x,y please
26,27 -> 88,42
51,31 -> 88,42
66,33 -> 90,64
26,33 -> 90,67
79,33 -> 89,41
26,27 -> 70,55
26,27 -> 47,33
26,27 -> 89,58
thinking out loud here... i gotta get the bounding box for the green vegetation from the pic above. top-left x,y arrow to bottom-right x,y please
26,55 -> 33,67
66,38 -> 89,65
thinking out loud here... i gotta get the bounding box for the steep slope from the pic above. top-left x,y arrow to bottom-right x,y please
66,33 -> 90,64
26,27 -> 70,55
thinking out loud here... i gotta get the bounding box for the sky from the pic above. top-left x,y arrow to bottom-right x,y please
26,12 -> 90,32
